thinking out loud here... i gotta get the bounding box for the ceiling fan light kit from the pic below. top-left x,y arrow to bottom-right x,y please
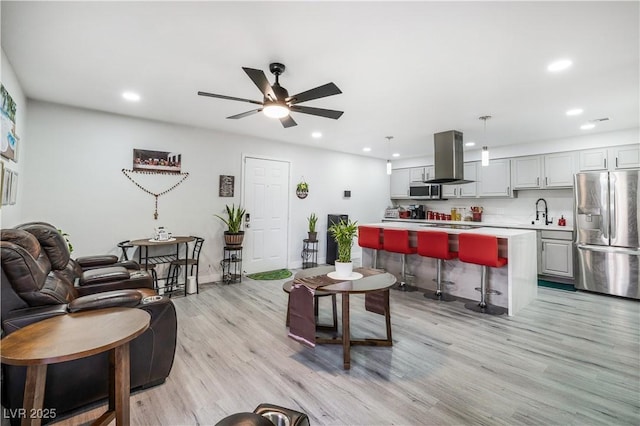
198,62 -> 343,128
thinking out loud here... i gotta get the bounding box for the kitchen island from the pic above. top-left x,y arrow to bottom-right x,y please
360,222 -> 538,316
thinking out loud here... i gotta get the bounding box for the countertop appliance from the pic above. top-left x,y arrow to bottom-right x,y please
327,214 -> 348,265
409,182 -> 443,199
574,170 -> 639,299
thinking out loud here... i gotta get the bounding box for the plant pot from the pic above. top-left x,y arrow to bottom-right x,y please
307,231 -> 317,241
224,231 -> 244,247
334,261 -> 353,278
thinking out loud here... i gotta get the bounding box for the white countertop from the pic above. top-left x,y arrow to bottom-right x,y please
382,218 -> 573,232
365,221 -> 534,238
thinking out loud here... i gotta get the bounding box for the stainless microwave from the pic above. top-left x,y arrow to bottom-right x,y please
409,183 -> 442,199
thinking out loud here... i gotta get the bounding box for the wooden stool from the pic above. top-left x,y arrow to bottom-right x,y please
382,228 -> 417,291
458,233 -> 508,315
417,231 -> 457,302
358,226 -> 383,269
282,281 -> 337,331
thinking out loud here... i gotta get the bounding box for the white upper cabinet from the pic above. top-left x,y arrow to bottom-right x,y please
512,152 -> 575,189
543,152 -> 576,187
578,145 -> 640,171
611,145 -> 640,169
443,162 -> 478,198
478,159 -> 512,197
409,165 -> 434,182
511,156 -> 542,189
578,148 -> 608,171
390,168 -> 411,198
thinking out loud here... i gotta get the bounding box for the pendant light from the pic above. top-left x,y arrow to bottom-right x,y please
479,116 -> 491,166
385,136 -> 394,175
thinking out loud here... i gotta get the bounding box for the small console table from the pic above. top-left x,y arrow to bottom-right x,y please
301,239 -> 318,269
221,246 -> 243,284
0,308 -> 150,426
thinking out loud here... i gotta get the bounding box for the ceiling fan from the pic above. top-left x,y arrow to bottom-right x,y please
198,62 -> 343,128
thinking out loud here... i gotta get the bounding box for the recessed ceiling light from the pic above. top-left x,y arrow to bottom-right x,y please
547,59 -> 572,72
362,147 -> 371,152
580,123 -> 595,130
566,108 -> 583,116
311,132 -> 322,139
392,153 -> 400,157
465,141 -> 476,147
122,91 -> 141,102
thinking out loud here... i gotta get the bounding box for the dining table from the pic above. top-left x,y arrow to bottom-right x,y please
288,265 -> 396,369
129,236 -> 194,295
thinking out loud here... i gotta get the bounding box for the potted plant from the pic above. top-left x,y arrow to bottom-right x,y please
328,218 -> 358,278
215,204 -> 246,247
307,213 -> 318,241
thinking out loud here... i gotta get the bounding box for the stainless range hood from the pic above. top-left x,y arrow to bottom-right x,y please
425,130 -> 473,184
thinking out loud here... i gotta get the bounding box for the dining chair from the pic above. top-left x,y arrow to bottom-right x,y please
166,236 -> 205,295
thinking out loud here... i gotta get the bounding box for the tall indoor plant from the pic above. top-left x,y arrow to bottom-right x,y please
328,218 -> 358,278
215,204 -> 246,247
307,213 -> 318,241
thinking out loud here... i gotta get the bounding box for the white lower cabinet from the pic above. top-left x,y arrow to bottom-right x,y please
539,230 -> 574,278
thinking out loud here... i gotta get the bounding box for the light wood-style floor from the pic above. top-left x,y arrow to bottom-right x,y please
52,275 -> 639,425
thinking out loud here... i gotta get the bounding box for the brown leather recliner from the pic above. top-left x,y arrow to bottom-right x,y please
1,227 -> 178,424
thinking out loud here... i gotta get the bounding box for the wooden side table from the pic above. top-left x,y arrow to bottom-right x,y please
1,307 -> 150,426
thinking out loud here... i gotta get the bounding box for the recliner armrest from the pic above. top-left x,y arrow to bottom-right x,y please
75,255 -> 119,269
2,305 -> 68,335
68,289 -> 142,312
79,266 -> 130,286
76,270 -> 153,296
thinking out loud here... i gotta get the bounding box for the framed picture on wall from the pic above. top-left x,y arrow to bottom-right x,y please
133,149 -> 181,173
1,84 -> 18,163
9,171 -> 17,204
219,175 -> 234,197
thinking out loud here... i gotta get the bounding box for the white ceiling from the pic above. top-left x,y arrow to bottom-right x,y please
2,1 -> 638,160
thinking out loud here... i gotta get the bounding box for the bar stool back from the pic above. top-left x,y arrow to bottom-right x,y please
417,231 -> 457,302
382,228 -> 417,291
458,233 -> 507,315
358,226 -> 383,269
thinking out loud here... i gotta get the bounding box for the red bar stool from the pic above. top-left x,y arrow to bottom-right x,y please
383,228 -> 417,291
358,226 -> 383,269
458,233 -> 508,315
417,231 -> 457,302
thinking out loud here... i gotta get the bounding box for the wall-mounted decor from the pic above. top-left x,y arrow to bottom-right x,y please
219,175 -> 234,197
296,179 -> 309,199
133,149 -> 181,173
1,84 -> 19,162
2,166 -> 16,206
122,168 -> 189,219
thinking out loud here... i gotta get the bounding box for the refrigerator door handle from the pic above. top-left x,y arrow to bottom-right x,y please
609,173 -> 616,241
577,244 -> 639,256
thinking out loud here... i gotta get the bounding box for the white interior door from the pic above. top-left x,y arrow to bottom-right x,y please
242,157 -> 290,274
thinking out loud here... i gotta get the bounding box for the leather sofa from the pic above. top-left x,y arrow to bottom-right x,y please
1,225 -> 178,423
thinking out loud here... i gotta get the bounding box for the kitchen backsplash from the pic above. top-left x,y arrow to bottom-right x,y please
392,188 -> 574,227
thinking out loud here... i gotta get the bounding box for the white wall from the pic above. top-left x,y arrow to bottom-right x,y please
0,49 -> 27,226
19,100 -> 390,281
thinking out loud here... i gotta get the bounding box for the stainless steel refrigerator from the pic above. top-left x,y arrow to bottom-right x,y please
574,170 -> 639,299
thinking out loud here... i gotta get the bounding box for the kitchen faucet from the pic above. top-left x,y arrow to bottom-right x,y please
535,198 -> 552,225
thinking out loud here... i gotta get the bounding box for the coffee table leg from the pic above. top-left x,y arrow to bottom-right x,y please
23,364 -> 47,426
342,293 -> 350,369
113,342 -> 131,425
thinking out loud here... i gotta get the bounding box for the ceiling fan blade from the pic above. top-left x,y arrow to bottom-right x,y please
243,67 -> 277,100
198,91 -> 263,106
280,115 -> 297,128
227,109 -> 262,119
286,82 -> 342,105
290,105 -> 344,120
